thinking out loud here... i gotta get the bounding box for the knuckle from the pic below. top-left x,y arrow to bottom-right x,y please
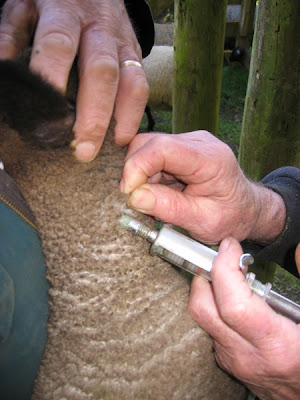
81,57 -> 119,85
220,300 -> 247,326
74,119 -> 107,139
187,301 -> 201,320
0,29 -> 21,58
132,75 -> 150,101
0,29 -> 14,44
35,30 -> 76,59
151,134 -> 171,149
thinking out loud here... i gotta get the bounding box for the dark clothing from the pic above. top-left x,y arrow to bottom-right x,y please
242,167 -> 300,277
0,169 -> 49,400
125,0 -> 155,58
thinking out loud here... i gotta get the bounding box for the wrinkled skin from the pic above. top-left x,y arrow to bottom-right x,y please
0,0 -> 149,159
120,131 -> 300,400
189,238 -> 300,400
120,131 -> 286,245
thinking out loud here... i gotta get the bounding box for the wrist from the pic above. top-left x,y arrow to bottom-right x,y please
246,182 -> 286,245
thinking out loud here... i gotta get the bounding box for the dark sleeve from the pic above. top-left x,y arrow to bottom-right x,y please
124,0 -> 154,58
241,167 -> 300,277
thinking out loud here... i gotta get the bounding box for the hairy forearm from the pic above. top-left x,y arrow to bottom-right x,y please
246,182 -> 286,244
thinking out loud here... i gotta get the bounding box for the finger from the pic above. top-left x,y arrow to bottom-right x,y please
124,132 -> 164,159
0,0 -> 37,59
29,3 -> 80,92
189,269 -> 256,378
212,238 -> 285,345
114,63 -> 149,146
121,132 -> 220,194
73,28 -> 119,162
125,182 -> 222,242
188,276 -> 235,343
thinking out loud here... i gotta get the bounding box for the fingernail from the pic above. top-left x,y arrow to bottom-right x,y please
70,139 -> 77,149
74,142 -> 97,162
219,237 -> 232,253
127,188 -> 156,211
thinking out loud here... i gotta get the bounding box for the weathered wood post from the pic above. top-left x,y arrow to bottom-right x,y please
173,0 -> 227,135
237,0 -> 257,48
239,0 -> 300,281
239,0 -> 300,179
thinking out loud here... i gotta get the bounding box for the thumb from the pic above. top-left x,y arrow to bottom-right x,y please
127,183 -> 196,227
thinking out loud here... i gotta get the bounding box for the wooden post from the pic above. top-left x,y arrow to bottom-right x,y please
237,0 -> 257,47
173,0 -> 227,135
239,0 -> 300,178
239,0 -> 300,282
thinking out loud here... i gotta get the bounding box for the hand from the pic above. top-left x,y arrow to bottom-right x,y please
188,237 -> 300,400
0,0 -> 149,161
120,131 -> 285,244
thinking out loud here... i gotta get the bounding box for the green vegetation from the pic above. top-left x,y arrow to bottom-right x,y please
219,66 -> 249,154
139,109 -> 172,133
274,266 -> 300,303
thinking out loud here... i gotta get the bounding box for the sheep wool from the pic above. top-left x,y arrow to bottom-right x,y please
0,127 -> 247,400
143,45 -> 173,111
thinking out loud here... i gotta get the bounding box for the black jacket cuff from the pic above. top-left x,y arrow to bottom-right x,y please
242,167 -> 300,277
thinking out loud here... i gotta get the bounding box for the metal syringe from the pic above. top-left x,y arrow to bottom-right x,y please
120,215 -> 300,324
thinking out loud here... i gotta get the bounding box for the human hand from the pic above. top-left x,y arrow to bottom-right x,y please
0,0 -> 149,161
189,237 -> 300,400
120,131 -> 285,244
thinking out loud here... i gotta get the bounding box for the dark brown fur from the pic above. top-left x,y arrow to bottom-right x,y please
0,49 -> 76,147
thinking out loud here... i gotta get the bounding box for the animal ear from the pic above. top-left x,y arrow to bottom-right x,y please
0,49 -> 77,148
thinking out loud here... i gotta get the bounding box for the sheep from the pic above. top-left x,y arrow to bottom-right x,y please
142,45 -> 233,130
143,45 -> 173,112
142,45 -> 173,130
0,54 -> 248,399
144,5 -> 251,130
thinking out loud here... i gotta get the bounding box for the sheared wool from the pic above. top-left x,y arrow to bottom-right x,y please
0,98 -> 246,400
0,127 -> 245,400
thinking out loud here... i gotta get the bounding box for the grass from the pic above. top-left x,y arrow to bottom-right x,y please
273,266 -> 300,304
139,65 -> 300,301
139,109 -> 172,134
219,66 -> 249,155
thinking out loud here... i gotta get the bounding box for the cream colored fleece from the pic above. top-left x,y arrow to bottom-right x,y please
0,127 -> 246,400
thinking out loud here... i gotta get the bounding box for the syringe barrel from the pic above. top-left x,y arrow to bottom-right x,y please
153,246 -> 212,281
266,290 -> 300,324
120,216 -> 300,323
150,225 -> 217,275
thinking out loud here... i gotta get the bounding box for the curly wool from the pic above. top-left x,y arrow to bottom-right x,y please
0,47 -> 247,398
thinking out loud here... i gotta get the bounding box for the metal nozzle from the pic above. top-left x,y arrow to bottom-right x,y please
120,215 -> 158,243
